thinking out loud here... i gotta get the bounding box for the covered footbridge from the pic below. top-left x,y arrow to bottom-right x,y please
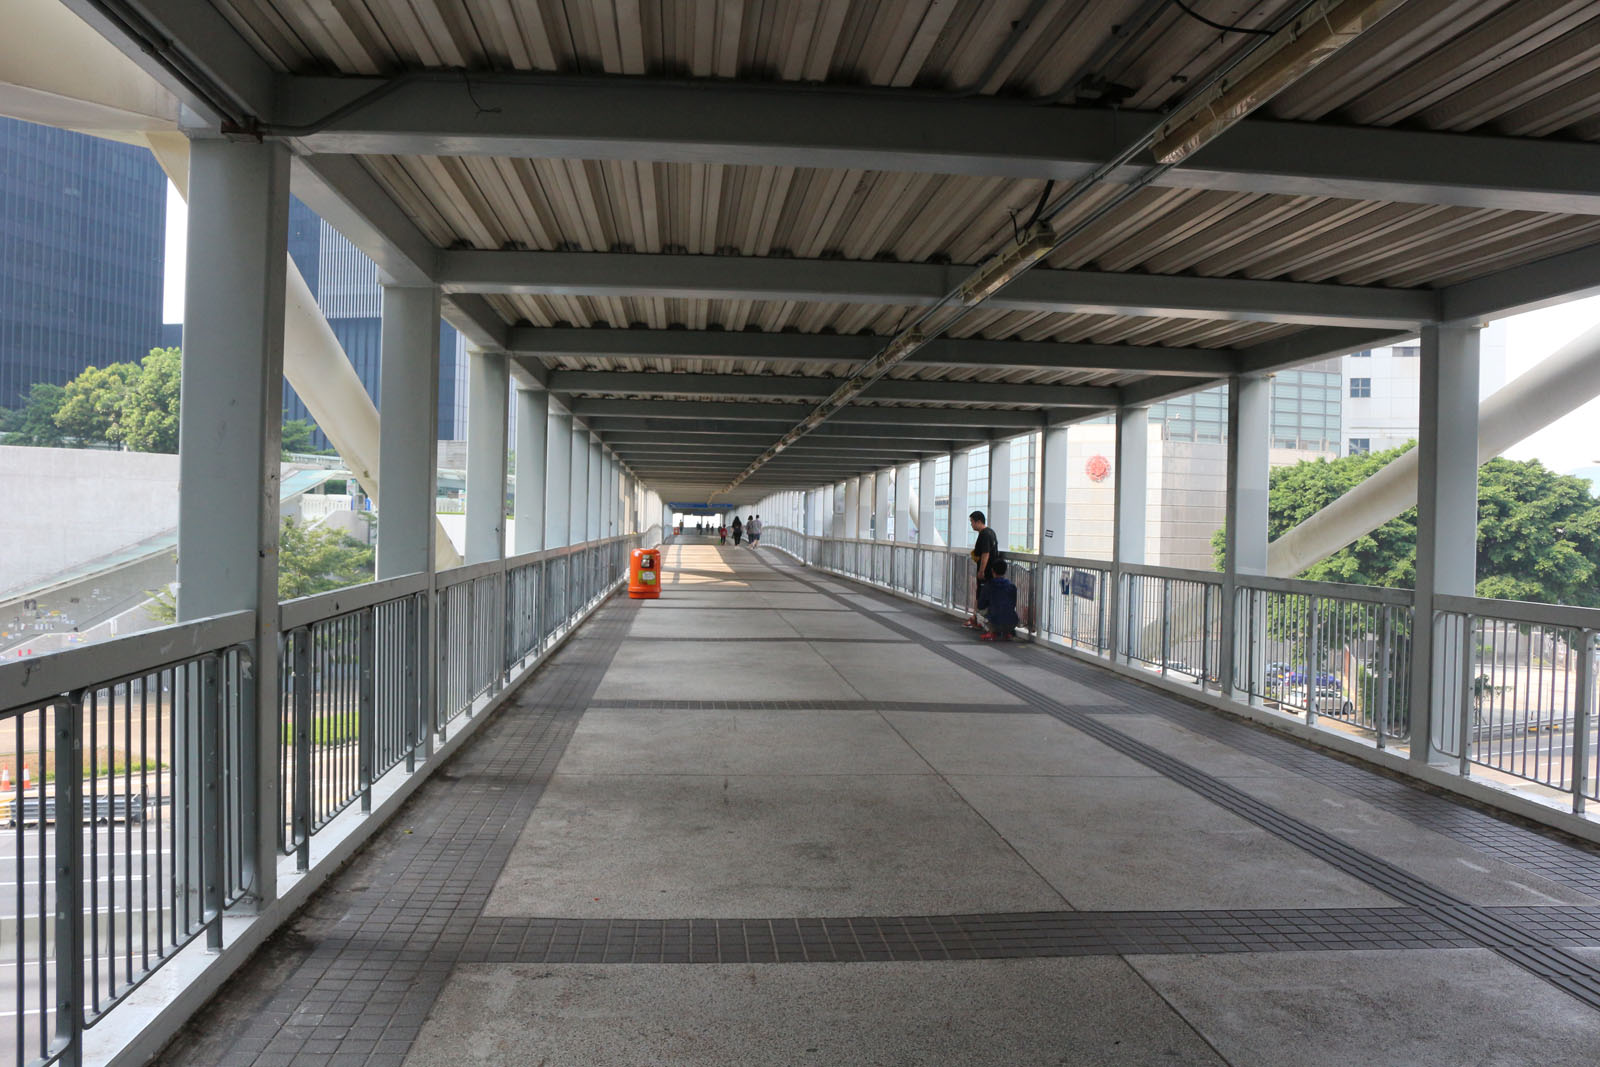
6,1 -> 1600,1064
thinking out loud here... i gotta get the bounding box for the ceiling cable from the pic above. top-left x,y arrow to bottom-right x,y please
720,0 -> 1403,497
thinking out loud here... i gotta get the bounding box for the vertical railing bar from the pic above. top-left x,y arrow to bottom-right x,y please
292,627 -> 312,871
201,655 -> 224,952
1458,615 -> 1476,776
359,608 -> 375,814
1572,628 -> 1594,814
1376,605 -> 1392,749
55,690 -> 85,1067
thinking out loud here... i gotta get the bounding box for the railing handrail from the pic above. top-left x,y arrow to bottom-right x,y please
0,608 -> 256,713
1435,592 -> 1600,631
1236,572 -> 1414,607
1037,554 -> 1114,571
436,533 -> 644,591
1119,561 -> 1223,584
279,571 -> 429,630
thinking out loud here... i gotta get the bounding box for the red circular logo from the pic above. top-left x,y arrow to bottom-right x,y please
1086,455 -> 1111,482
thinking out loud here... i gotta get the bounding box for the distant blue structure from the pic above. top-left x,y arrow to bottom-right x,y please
0,118 -> 166,408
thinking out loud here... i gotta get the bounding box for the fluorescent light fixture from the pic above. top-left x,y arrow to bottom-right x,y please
959,223 -> 1056,306
1151,0 -> 1403,166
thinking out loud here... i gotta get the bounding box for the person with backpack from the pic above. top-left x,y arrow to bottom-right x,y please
964,510 -> 1001,629
730,515 -> 743,546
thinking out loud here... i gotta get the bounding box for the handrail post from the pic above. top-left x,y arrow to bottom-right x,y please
404,593 -> 420,774
1573,628 -> 1595,814
292,629 -> 312,871
1201,583 -> 1213,694
1305,595 -> 1320,727
1160,579 -> 1172,676
1376,604 -> 1392,749
201,655 -> 224,950
1459,614 -> 1476,777
55,691 -> 85,1067
358,608 -> 375,814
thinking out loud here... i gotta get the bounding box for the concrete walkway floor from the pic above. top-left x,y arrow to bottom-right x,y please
157,543 -> 1600,1066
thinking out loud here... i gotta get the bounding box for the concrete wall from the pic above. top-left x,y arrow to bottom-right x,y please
0,446 -> 180,596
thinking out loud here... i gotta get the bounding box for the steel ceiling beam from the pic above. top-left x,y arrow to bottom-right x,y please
445,250 -> 1433,330
590,420 -> 985,443
290,155 -> 437,287
281,75 -> 1600,217
565,399 -> 1040,428
511,327 -> 1238,376
547,371 -> 1117,407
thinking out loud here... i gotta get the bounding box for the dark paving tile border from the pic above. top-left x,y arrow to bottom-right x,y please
457,908 -> 1482,964
586,699 -> 1043,715
763,553 -> 1600,1011
987,619 -> 1600,900
631,636 -> 910,643
152,596 -> 642,1067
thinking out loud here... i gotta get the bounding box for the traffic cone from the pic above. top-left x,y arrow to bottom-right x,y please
21,765 -> 30,791
0,767 -> 9,792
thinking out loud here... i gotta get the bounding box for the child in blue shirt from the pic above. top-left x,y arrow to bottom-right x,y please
980,559 -> 1019,641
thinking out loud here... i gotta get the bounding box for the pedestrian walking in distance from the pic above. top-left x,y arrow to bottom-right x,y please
731,515 -> 743,546
748,514 -> 763,548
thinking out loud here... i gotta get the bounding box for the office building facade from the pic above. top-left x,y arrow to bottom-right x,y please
0,117 -> 166,409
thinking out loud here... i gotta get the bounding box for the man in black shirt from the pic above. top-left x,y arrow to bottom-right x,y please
966,510 -> 1001,629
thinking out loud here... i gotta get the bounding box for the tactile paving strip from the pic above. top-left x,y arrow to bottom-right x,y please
766,553 -> 1600,1010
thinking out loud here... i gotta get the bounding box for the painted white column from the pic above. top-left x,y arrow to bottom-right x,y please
1411,324 -> 1482,764
1114,408 -> 1149,566
465,350 -> 509,565
512,386 -> 548,556
894,461 -> 915,542
872,470 -> 891,540
917,456 -> 942,546
987,437 -> 1013,551
377,285 -> 441,578
569,423 -> 589,546
842,477 -> 860,538
1039,424 -> 1069,560
176,136 -> 289,908
587,437 -> 604,542
545,404 -> 572,549
1222,375 -> 1271,696
1110,405 -> 1149,662
948,448 -> 971,547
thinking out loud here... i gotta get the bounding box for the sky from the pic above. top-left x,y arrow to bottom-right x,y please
161,180 -> 1600,476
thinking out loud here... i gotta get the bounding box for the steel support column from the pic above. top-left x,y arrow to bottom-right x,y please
895,461 -> 915,542
569,423 -> 590,547
987,438 -> 1013,552
465,350 -> 509,565
513,386 -> 548,555
1222,375 -> 1271,696
176,136 -> 289,910
545,403 -> 572,549
918,456 -> 942,547
1411,325 -> 1482,764
1040,424 -> 1069,560
873,470 -> 891,541
1110,406 -> 1149,661
377,284 -> 441,578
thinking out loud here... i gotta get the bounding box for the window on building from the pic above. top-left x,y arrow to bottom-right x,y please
1349,378 -> 1371,398
1392,344 -> 1420,358
1348,438 -> 1371,455
1351,349 -> 1371,358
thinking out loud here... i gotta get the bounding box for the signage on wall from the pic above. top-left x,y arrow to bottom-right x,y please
1086,455 -> 1111,482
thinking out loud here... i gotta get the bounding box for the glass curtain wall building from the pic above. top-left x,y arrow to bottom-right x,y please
0,118 -> 166,408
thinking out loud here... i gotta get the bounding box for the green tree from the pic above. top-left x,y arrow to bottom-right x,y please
1,383 -> 68,446
114,348 -> 181,453
1216,445 -> 1600,606
148,517 -> 373,622
276,517 -> 375,601
281,418 -> 317,455
54,361 -> 138,444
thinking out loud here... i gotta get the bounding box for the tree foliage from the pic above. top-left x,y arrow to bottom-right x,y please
276,517 -> 375,601
113,347 -> 181,452
0,383 -> 68,446
281,418 -> 317,455
148,517 -> 374,622
54,360 -> 139,444
1216,445 -> 1600,606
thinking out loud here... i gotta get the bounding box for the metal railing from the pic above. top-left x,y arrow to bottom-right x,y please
1035,558 -> 1113,656
0,524 -> 659,1066
0,610 -> 254,1067
1116,564 -> 1224,691
1433,595 -> 1600,812
1234,576 -> 1413,744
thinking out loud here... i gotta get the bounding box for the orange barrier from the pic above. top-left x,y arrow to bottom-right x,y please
629,548 -> 662,599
